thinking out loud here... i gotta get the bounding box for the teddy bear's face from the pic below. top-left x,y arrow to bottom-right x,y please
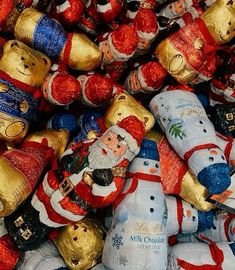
105,92 -> 155,132
201,0 -> 235,45
54,219 -> 104,270
0,40 -> 51,86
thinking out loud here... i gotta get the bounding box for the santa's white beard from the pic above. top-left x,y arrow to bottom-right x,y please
88,141 -> 131,169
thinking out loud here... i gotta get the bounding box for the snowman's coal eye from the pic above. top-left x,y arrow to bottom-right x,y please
209,157 -> 214,162
155,163 -> 159,168
143,161 -> 149,166
221,155 -> 225,160
192,216 -> 196,221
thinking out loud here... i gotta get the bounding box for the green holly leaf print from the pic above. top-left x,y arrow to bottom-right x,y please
169,122 -> 186,139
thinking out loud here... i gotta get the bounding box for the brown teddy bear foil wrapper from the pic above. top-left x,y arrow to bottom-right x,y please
54,218 -> 105,270
155,0 -> 235,84
0,40 -> 51,142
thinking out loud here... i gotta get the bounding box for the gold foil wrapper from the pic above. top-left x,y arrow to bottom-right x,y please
155,40 -> 198,84
54,218 -> 105,270
60,33 -> 102,71
25,129 -> 69,158
105,92 -> 155,132
201,0 -> 235,45
14,8 -> 42,47
0,40 -> 51,86
146,130 -> 213,211
0,110 -> 29,143
0,157 -> 30,218
180,171 -> 213,211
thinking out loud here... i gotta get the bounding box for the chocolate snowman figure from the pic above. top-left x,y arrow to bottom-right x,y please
150,86 -> 231,194
166,195 -> 215,236
102,139 -> 168,270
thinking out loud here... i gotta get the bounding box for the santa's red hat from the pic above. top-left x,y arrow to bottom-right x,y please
133,8 -> 158,40
165,84 -> 194,92
108,24 -> 139,61
110,115 -> 145,154
96,0 -> 123,22
44,72 -> 81,106
78,73 -> 114,107
138,61 -> 167,91
54,0 -> 85,25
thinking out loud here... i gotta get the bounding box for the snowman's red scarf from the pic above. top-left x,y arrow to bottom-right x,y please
216,133 -> 233,162
183,144 -> 220,164
177,235 -> 224,270
176,197 -> 183,233
113,172 -> 161,208
224,214 -> 235,241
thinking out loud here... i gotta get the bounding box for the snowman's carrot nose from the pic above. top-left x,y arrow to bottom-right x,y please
149,168 -> 157,173
232,227 -> 235,234
186,210 -> 192,217
210,149 -> 218,155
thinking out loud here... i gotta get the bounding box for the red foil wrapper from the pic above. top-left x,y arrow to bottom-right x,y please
96,0 -> 123,22
0,234 -> 20,269
50,0 -> 85,25
78,73 -> 115,107
42,72 -> 81,106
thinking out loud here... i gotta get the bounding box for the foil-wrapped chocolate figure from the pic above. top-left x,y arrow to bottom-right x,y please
168,240 -> 235,269
0,40 -> 51,142
155,0 -> 235,84
150,86 -> 231,194
54,218 -> 105,270
5,116 -> 145,251
14,8 -> 102,70
0,129 -> 68,218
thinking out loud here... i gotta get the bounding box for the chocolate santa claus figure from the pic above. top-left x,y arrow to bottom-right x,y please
102,139 -> 168,270
150,86 -> 231,194
49,0 -> 85,25
167,238 -> 235,269
41,62 -> 82,107
99,24 -> 139,80
132,8 -> 159,55
5,116 -> 145,251
96,0 -> 123,23
77,72 -> 115,107
125,61 -> 167,94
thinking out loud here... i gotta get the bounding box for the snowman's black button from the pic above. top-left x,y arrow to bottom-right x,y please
150,196 -> 155,200
199,121 -> 203,124
203,129 -> 207,133
150,208 -> 154,213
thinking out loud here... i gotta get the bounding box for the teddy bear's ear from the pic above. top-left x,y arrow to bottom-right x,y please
3,40 -> 21,54
41,55 -> 51,69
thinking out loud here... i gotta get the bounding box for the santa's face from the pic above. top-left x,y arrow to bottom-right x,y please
172,0 -> 187,15
126,71 -> 142,93
137,37 -> 151,51
100,40 -> 115,65
101,130 -> 128,158
89,130 -> 129,168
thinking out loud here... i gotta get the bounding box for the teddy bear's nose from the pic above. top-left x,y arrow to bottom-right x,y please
24,64 -> 29,69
